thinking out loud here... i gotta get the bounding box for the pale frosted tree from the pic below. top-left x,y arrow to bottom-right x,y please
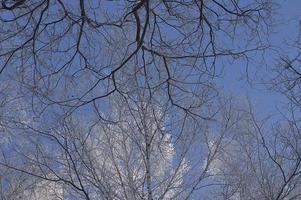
211,101 -> 301,200
0,89 -> 244,200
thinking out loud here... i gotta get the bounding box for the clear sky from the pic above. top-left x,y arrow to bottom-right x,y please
217,0 -> 301,117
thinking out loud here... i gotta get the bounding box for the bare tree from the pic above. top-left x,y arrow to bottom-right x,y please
212,101 -> 301,200
0,1 -> 285,200
0,87 -> 246,199
0,0 -> 272,117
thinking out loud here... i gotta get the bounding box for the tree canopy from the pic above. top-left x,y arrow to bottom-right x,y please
1,1 -> 301,200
